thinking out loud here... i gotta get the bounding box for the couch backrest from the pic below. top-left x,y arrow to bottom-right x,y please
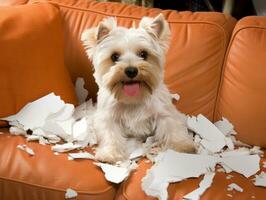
27,0 -> 236,121
215,16 -> 266,147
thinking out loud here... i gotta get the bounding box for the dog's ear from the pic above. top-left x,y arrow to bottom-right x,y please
96,17 -> 117,41
139,14 -> 170,52
81,17 -> 117,59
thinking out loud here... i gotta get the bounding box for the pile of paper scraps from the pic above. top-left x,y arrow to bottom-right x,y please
1,78 -> 265,200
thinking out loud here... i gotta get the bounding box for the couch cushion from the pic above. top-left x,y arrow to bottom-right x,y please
215,16 -> 266,147
29,0 -> 236,120
0,3 -> 78,127
115,157 -> 266,200
0,129 -> 117,200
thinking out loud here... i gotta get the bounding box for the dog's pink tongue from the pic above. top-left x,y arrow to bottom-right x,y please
123,83 -> 140,96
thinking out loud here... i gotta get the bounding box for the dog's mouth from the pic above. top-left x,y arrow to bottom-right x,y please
122,80 -> 141,97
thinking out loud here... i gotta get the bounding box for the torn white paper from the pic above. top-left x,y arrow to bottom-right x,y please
220,155 -> 260,178
9,126 -> 27,136
52,143 -> 82,153
187,114 -> 226,153
183,172 -> 215,200
65,188 -> 78,199
94,162 -> 130,184
142,150 -> 219,200
26,135 -> 40,141
42,118 -> 75,141
225,137 -> 234,150
68,152 -> 95,160
17,144 -> 35,156
214,117 -> 234,136
72,118 -> 88,141
75,77 -> 88,104
254,172 -> 266,187
227,183 -> 243,192
46,104 -> 74,122
220,148 -> 250,157
2,93 -> 65,130
250,146 -> 264,155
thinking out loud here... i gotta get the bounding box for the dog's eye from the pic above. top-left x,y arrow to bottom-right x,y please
138,50 -> 148,60
111,52 -> 120,62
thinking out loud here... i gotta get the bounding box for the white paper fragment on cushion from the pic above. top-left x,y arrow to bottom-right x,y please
94,162 -> 130,184
65,188 -> 78,199
183,172 -> 215,200
9,126 -> 27,136
32,129 -> 61,144
68,156 -> 74,160
72,118 -> 88,141
221,155 -> 260,178
2,93 -> 65,130
214,117 -> 234,136
171,93 -> 180,101
39,136 -> 49,145
16,144 -> 35,156
227,194 -> 233,198
25,146 -> 35,155
141,150 -> 219,200
225,137 -> 234,150
9,120 -> 24,129
227,183 -> 243,192
254,172 -> 266,187
42,118 -> 75,141
26,135 -> 40,141
68,152 -> 95,160
250,146 -> 264,155
52,143 -> 82,153
32,128 -> 47,137
220,148 -> 250,157
75,77 -> 89,105
187,114 -> 226,153
46,104 -> 74,122
219,163 -> 233,173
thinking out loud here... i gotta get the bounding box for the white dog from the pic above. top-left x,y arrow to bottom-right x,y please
81,14 -> 195,163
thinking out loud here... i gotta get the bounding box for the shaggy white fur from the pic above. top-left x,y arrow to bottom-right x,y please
81,14 -> 195,163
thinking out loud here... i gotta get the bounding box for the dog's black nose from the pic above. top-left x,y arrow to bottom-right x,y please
124,67 -> 138,79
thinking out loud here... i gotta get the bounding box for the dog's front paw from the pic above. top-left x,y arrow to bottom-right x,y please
95,146 -> 127,164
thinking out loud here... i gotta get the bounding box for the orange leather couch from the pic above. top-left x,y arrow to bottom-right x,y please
0,0 -> 266,199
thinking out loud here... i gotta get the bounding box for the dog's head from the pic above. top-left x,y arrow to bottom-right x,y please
82,14 -> 171,104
